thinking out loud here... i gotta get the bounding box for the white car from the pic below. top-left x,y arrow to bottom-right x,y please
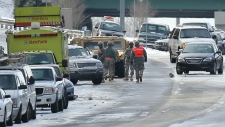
30,66 -> 64,113
0,70 -> 29,124
0,89 -> 13,127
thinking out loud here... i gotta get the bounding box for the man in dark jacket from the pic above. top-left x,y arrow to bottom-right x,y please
130,41 -> 147,83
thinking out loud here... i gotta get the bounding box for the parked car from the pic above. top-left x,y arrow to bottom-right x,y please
136,22 -> 170,48
182,22 -> 214,32
0,70 -> 29,124
154,38 -> 169,51
211,31 -> 225,55
63,78 -> 75,100
176,42 -> 223,75
93,16 -> 126,37
30,66 -> 65,113
0,88 -> 13,127
0,64 -> 37,119
31,64 -> 71,108
68,45 -> 104,85
168,26 -> 215,63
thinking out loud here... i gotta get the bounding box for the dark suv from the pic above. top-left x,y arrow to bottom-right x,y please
136,22 -> 170,48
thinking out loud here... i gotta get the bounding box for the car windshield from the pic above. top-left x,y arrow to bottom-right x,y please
183,44 -> 214,53
69,48 -> 90,57
140,24 -> 168,35
26,53 -> 55,65
84,41 -> 122,49
182,23 -> 208,29
180,29 -> 211,38
31,69 -> 54,81
0,75 -> 17,90
100,22 -> 123,32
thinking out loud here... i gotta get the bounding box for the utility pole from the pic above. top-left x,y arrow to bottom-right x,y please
120,0 -> 125,31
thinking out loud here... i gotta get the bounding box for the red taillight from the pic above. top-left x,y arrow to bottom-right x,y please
14,34 -> 31,38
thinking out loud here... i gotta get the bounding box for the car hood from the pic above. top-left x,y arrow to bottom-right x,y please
139,32 -> 167,39
180,53 -> 214,58
69,57 -> 100,63
100,29 -> 124,37
180,38 -> 215,43
35,81 -> 55,87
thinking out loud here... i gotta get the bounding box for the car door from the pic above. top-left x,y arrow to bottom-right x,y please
17,74 -> 28,113
1,90 -> 11,118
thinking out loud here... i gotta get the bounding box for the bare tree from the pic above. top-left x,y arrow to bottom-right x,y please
129,0 -> 156,36
51,0 -> 89,29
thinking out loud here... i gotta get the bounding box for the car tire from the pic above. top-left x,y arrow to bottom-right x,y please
0,108 -> 6,127
15,105 -> 22,124
58,97 -> 64,112
51,94 -> 58,113
210,61 -> 217,74
176,64 -> 183,75
71,79 -> 78,85
92,78 -> 102,85
63,90 -> 68,109
117,62 -> 125,78
31,103 -> 36,119
6,106 -> 13,126
218,61 -> 223,74
170,51 -> 176,63
22,103 -> 31,123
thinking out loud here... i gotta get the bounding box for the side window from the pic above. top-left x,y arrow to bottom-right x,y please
173,28 -> 180,37
169,28 -> 176,38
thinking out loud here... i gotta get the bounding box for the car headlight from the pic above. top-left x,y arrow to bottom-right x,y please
118,53 -> 122,57
96,62 -> 103,68
11,98 -> 17,108
203,57 -> 213,61
44,87 -> 55,93
69,62 -> 77,68
178,57 -> 185,62
138,37 -> 145,41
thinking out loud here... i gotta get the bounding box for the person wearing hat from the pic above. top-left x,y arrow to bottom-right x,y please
130,41 -> 147,83
124,41 -> 134,81
97,41 -> 106,83
104,41 -> 117,81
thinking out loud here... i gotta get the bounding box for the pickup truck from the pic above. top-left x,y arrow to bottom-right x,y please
30,66 -> 65,113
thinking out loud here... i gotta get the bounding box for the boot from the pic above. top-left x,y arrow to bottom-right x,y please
139,74 -> 142,82
101,79 -> 105,83
130,75 -> 133,81
136,78 -> 139,83
111,75 -> 114,80
123,76 -> 128,81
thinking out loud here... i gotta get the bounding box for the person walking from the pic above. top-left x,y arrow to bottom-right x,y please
97,41 -> 105,83
130,41 -> 147,83
104,41 -> 117,81
124,42 -> 134,81
111,42 -> 120,80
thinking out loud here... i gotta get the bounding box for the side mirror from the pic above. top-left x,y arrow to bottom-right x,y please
176,51 -> 181,55
56,77 -> 63,81
135,30 -> 139,33
62,59 -> 68,67
123,30 -> 126,33
94,26 -> 98,29
18,85 -> 27,89
212,35 -> 217,39
173,35 -> 178,39
93,55 -> 97,59
216,50 -> 221,54
4,95 -> 11,98
63,73 -> 69,78
28,76 -> 35,85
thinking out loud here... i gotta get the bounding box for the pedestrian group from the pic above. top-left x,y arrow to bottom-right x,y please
97,40 -> 147,83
